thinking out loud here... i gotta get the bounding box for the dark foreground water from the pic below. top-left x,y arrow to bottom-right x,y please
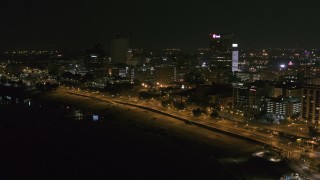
0,100 -> 294,180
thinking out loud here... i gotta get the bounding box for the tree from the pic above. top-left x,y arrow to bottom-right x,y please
210,110 -> 219,118
210,103 -> 221,112
173,102 -> 186,110
308,126 -> 319,138
192,108 -> 202,117
161,100 -> 171,108
266,116 -> 274,123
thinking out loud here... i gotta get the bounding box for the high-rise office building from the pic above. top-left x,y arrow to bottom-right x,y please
208,33 -> 239,83
111,34 -> 129,64
209,33 -> 239,73
232,43 -> 239,73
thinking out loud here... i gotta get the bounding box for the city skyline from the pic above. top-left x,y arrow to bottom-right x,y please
1,0 -> 320,50
2,1 -> 320,179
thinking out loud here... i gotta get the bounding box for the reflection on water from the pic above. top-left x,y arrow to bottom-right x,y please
62,105 -> 103,122
252,150 -> 283,162
219,148 -> 294,179
0,96 -> 23,105
64,106 -> 84,121
280,173 -> 307,180
75,110 -> 84,120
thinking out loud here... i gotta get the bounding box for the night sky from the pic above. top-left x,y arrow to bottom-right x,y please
1,0 -> 320,51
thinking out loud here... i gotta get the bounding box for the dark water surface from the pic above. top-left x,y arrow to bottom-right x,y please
0,100 -> 293,179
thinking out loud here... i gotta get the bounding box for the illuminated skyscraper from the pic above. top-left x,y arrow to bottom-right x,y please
111,34 -> 129,64
209,33 -> 239,73
232,43 -> 239,73
208,33 -> 239,83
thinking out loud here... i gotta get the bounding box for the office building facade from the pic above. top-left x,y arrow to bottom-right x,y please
209,33 -> 239,83
302,85 -> 320,124
209,33 -> 238,73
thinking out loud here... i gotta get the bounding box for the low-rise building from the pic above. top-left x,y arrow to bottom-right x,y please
265,97 -> 301,121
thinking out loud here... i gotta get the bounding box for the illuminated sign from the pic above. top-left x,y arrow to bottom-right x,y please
232,44 -> 238,48
212,34 -> 221,39
280,64 -> 285,68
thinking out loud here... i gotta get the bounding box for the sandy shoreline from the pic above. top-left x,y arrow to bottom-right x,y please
39,91 -> 264,158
